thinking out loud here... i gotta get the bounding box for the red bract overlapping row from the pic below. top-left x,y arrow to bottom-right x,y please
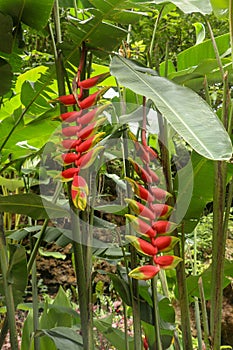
52,48 -> 110,210
125,147 -> 181,280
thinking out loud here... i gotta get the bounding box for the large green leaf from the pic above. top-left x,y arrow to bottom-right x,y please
0,12 -> 13,54
0,193 -> 69,219
210,0 -> 229,18
139,0 -> 212,14
185,259 -> 233,301
61,0 -> 151,62
0,244 -> 27,307
110,56 -> 232,160
0,57 -> 13,96
94,315 -> 134,350
0,112 -> 59,162
176,33 -> 230,71
168,58 -> 233,91
174,152 -> 233,232
0,0 -> 55,30
36,327 -> 84,349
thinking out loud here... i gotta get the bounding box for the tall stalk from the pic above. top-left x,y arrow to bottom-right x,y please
71,208 -> 94,350
0,213 -> 19,350
205,17 -> 232,349
210,74 -> 230,350
122,128 -> 142,350
158,115 -> 193,350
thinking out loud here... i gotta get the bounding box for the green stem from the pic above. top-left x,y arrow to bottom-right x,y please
174,228 -> 193,350
123,303 -> 130,350
52,0 -> 66,113
0,213 -> 19,350
193,229 -> 203,350
149,6 -> 165,71
71,208 -> 93,350
122,127 -> 142,350
205,19 -> 224,79
198,277 -> 210,350
229,0 -> 233,69
151,276 -> 162,350
32,260 -> 40,350
210,161 -> 227,349
210,56 -> 230,350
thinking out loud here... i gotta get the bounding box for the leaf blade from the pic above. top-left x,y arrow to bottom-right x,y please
110,56 -> 232,160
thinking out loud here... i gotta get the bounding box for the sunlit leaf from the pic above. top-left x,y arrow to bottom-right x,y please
110,56 -> 232,160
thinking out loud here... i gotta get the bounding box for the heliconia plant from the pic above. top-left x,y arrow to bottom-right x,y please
53,47 -> 110,211
125,128 -> 181,280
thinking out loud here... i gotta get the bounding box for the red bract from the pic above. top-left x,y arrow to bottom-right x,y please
77,105 -> 108,125
76,133 -> 105,153
56,94 -> 76,105
61,167 -> 79,180
128,158 -> 152,183
154,236 -> 179,252
78,72 -> 110,89
59,110 -> 83,122
154,255 -> 182,269
71,175 -> 89,210
77,117 -> 106,140
62,139 -> 81,150
125,199 -> 155,220
62,153 -> 80,165
75,146 -> 104,169
152,220 -> 175,234
128,265 -> 160,280
150,187 -> 171,202
62,125 -> 82,137
125,178 -> 154,202
147,168 -> 160,184
125,214 -> 156,238
78,87 -> 109,109
126,235 -> 157,256
151,204 -> 173,219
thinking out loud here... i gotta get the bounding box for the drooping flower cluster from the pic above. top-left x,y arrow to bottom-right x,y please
125,135 -> 182,280
53,51 -> 110,210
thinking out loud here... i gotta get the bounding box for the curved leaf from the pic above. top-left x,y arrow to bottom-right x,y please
0,12 -> 13,54
110,56 -> 232,160
0,0 -> 55,30
0,193 -> 69,219
149,0 -> 212,14
0,58 -> 13,96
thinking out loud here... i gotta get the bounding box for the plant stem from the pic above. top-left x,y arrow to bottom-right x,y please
52,0 -> 66,113
158,113 -> 193,350
210,64 -> 230,350
198,277 -> 210,350
122,126 -> 142,350
71,208 -> 93,350
174,228 -> 193,350
205,19 -> 224,79
151,276 -> 162,350
210,161 -> 227,349
0,213 -> 19,350
229,0 -> 233,69
193,229 -> 203,350
32,260 -> 39,350
149,6 -> 164,71
123,303 -> 130,350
